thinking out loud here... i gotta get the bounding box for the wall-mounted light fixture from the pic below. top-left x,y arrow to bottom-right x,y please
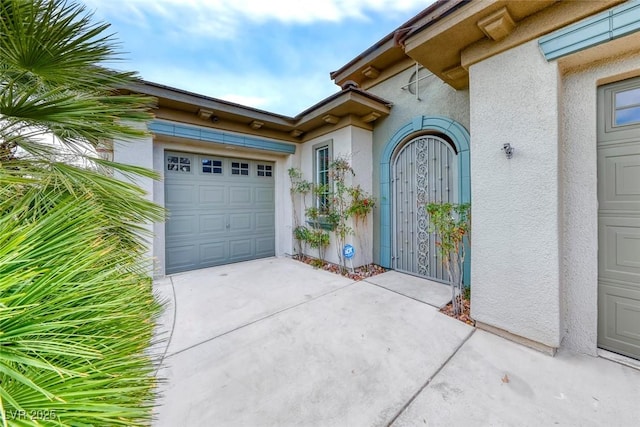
502,143 -> 514,159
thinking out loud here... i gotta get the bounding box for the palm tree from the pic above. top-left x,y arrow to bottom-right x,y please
0,0 -> 164,425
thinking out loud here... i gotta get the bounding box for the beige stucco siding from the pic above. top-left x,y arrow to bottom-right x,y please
365,65 -> 470,265
469,40 -> 562,348
297,126 -> 374,267
113,125 -> 155,273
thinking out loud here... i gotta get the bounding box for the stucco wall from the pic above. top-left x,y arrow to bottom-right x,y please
560,52 -> 640,355
365,65 -> 470,264
351,126 -> 374,267
469,40 -> 562,348
297,125 -> 374,267
113,129 -> 155,273
146,137 -> 293,277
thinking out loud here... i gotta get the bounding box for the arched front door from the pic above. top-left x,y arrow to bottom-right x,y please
391,134 -> 458,281
379,116 -> 470,282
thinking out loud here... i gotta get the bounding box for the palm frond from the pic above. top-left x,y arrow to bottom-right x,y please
0,175 -> 164,425
0,0 -> 166,424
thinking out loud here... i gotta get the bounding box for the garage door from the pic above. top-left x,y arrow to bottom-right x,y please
597,77 -> 640,360
164,151 -> 275,274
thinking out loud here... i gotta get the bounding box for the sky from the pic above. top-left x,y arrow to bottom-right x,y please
83,0 -> 433,117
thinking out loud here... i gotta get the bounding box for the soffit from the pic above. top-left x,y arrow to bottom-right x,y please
123,81 -> 391,143
330,41 -> 409,89
402,0 -> 556,89
402,0 -> 626,90
330,0 -> 465,88
293,90 -> 391,133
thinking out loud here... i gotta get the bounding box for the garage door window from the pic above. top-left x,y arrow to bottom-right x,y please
202,158 -> 223,174
167,155 -> 191,173
232,162 -> 249,176
257,164 -> 272,177
614,86 -> 640,126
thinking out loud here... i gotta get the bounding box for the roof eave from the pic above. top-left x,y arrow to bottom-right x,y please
329,0 -> 468,87
122,80 -> 392,142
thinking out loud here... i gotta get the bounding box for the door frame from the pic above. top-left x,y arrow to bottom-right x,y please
162,149 -> 277,275
391,134 -> 459,281
596,76 -> 640,359
379,116 -> 471,281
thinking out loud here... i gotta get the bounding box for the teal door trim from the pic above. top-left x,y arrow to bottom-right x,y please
380,115 -> 471,283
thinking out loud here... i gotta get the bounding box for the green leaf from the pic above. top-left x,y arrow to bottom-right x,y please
0,0 -> 165,424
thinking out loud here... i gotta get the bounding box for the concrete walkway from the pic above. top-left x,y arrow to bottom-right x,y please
152,258 -> 640,426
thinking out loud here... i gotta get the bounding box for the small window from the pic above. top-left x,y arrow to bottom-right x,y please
231,162 -> 249,176
167,155 -> 191,172
257,164 -> 272,177
614,87 -> 640,126
202,158 -> 223,174
313,141 -> 332,212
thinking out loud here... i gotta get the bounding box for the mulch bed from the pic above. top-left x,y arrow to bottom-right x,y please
293,254 -> 475,326
440,296 -> 475,326
292,255 -> 387,281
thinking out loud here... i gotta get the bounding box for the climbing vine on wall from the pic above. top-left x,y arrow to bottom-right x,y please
288,156 -> 375,274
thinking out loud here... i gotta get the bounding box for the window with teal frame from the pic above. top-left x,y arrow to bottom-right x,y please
313,140 -> 332,213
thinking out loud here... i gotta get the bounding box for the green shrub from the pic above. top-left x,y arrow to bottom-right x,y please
0,166 -> 164,425
425,202 -> 471,316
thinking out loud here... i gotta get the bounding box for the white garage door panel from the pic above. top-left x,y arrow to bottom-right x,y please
598,77 -> 640,360
165,152 -> 275,274
200,242 -> 226,264
165,184 -> 195,204
229,213 -> 252,232
256,237 -> 275,255
599,282 -> 640,357
598,146 -> 640,211
166,214 -> 197,237
199,214 -> 226,234
230,186 -> 252,205
229,239 -> 253,259
199,185 -> 226,204
256,212 -> 275,230
599,217 -> 640,283
255,186 -> 275,204
167,244 -> 198,272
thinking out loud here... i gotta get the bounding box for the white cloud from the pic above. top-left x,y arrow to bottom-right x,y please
137,63 -> 339,116
83,0 -> 434,115
84,0 -> 429,39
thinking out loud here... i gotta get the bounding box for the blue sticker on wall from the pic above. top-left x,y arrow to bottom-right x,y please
343,244 -> 355,260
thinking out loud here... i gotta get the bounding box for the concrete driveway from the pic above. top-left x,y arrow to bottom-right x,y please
152,257 -> 640,426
